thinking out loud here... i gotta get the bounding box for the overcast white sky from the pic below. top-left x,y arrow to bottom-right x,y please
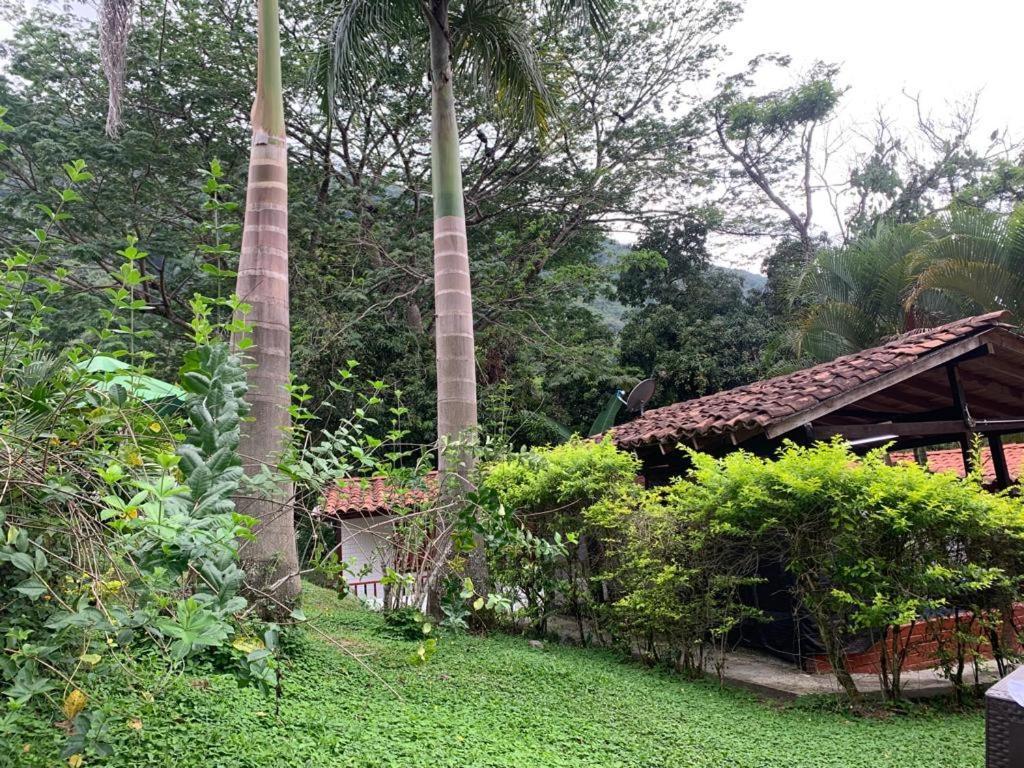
723,0 -> 1024,135
713,0 -> 1024,269
2,0 -> 1021,270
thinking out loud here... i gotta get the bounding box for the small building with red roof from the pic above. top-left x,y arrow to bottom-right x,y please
315,472 -> 438,602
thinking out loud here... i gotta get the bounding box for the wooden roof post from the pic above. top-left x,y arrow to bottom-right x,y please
989,434 -> 1012,489
333,521 -> 344,561
913,446 -> 928,467
947,363 -> 976,475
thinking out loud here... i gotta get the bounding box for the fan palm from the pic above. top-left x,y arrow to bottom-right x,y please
791,204 -> 1024,361
907,205 -> 1024,321
790,223 -> 934,361
325,0 -> 609,591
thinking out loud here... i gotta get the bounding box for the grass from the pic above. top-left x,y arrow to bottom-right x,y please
11,584 -> 984,768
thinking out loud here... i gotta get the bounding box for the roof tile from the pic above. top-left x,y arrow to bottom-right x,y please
319,472 -> 438,519
890,444 -> 1024,485
611,311 -> 1013,450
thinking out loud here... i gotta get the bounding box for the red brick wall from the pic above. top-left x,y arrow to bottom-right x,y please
806,605 -> 1024,674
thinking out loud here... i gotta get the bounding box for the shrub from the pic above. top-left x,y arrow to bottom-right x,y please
479,436 -> 1024,699
474,437 -> 640,636
587,480 -> 763,678
0,151 -> 277,760
684,440 -> 1024,700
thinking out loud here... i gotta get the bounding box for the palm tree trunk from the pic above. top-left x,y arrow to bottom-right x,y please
426,0 -> 487,597
233,0 -> 300,611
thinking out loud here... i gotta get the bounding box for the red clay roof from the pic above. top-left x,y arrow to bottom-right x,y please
320,472 -> 438,519
611,312 -> 1014,451
890,444 -> 1024,484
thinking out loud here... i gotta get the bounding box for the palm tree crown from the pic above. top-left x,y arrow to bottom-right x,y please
323,0 -> 609,129
792,204 -> 1024,361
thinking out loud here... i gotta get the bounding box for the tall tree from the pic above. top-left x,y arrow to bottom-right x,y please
326,0 -> 610,595
99,0 -> 134,137
710,57 -> 842,263
616,219 -> 772,406
91,0 -> 300,607
709,58 -> 1023,263
234,0 -> 301,608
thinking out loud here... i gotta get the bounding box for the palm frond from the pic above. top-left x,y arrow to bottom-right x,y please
911,259 -> 1024,317
324,0 -> 421,104
451,0 -> 554,133
796,301 -> 887,361
549,0 -> 614,35
907,205 -> 1024,319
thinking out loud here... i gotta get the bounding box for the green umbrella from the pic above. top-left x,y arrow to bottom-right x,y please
77,356 -> 186,402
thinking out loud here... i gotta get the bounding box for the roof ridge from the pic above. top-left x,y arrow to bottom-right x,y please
882,310 -> 1011,344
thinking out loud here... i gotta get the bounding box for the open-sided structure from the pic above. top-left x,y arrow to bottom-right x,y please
610,311 -> 1024,669
612,311 -> 1024,489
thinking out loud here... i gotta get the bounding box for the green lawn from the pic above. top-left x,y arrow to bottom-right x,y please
12,584 -> 984,768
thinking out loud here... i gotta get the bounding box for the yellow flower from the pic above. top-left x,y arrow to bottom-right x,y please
148,422 -> 162,433
100,579 -> 124,594
68,754 -> 84,768
63,689 -> 87,720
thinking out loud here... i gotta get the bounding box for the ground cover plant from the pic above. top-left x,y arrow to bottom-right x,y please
4,584 -> 986,768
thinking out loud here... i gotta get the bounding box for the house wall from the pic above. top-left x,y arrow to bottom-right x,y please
337,514 -> 395,604
806,605 -> 1024,674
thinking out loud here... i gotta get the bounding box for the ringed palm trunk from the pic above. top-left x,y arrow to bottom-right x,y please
233,0 -> 300,611
426,0 -> 488,599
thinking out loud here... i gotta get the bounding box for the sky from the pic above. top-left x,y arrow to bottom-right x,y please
713,0 -> 1024,269
1,1 -> 1021,270
724,0 -> 1024,132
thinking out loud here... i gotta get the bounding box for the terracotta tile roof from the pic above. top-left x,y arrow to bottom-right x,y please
889,444 -> 1024,484
611,311 -> 1014,451
320,472 -> 438,519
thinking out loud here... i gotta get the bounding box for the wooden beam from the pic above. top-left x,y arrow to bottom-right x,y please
989,433 -> 1012,489
947,363 -> 976,473
823,405 -> 960,424
974,418 -> 1024,432
765,335 -> 991,439
946,363 -> 975,428
811,418 -> 1024,441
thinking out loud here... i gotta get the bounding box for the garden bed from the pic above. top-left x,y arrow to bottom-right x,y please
8,585 -> 986,768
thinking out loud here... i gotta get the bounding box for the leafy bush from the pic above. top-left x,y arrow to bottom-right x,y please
588,481 -> 763,678
683,440 -> 1024,700
0,146 -> 289,760
474,438 -> 640,636
480,436 -> 1024,698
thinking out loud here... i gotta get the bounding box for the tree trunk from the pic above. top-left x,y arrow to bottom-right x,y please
233,0 -> 300,612
426,0 -> 488,599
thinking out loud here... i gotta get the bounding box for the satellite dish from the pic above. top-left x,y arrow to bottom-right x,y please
622,378 -> 656,415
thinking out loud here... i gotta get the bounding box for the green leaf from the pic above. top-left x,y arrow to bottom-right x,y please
13,576 -> 47,600
2,551 -> 35,573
